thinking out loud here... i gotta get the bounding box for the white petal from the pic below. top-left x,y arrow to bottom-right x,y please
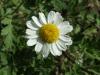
56,40 -> 67,51
39,12 -> 47,24
26,29 -> 37,35
50,43 -> 62,56
42,43 -> 50,58
58,21 -> 73,34
54,12 -> 64,25
32,16 -> 42,27
25,29 -> 38,38
49,44 -> 55,56
59,35 -> 72,45
35,40 -> 43,53
25,35 -> 38,39
48,11 -> 55,23
26,21 -> 38,30
27,39 -> 37,46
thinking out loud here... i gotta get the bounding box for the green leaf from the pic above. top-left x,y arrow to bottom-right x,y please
0,66 -> 11,75
96,18 -> 100,26
83,27 -> 97,37
85,49 -> 100,60
5,8 -> 12,15
87,14 -> 94,22
51,0 -> 67,11
1,18 -> 12,25
74,24 -> 81,34
2,25 -> 15,49
0,52 -> 8,65
11,0 -> 21,6
0,6 -> 5,16
1,26 -> 9,35
65,72 -> 71,75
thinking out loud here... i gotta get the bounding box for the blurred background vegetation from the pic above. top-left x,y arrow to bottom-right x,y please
0,0 -> 100,75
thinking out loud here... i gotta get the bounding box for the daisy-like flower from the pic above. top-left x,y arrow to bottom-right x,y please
26,11 -> 73,58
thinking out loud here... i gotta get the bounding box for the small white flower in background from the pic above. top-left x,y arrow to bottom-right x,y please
25,11 -> 73,58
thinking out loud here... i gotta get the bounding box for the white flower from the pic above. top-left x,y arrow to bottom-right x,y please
26,11 -> 73,58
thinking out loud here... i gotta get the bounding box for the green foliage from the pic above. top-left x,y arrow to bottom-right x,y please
1,17 -> 15,50
51,0 -> 67,11
0,0 -> 100,75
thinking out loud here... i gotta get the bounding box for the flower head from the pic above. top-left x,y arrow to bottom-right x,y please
26,11 -> 73,58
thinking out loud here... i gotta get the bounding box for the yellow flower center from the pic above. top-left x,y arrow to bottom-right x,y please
39,24 -> 59,43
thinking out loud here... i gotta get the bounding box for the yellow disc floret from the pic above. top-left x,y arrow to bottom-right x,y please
39,24 -> 59,43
